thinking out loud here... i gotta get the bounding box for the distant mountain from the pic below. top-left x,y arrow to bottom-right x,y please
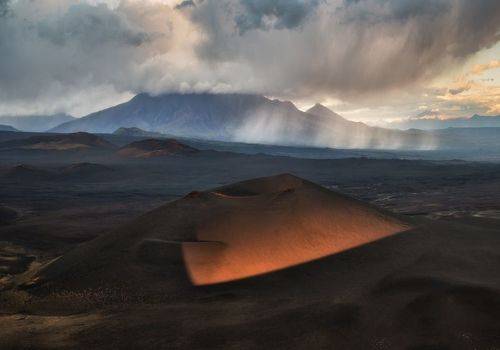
117,138 -> 199,158
0,114 -> 75,132
306,103 -> 377,134
0,132 -> 114,151
387,114 -> 500,130
305,103 -> 435,149
306,103 -> 352,124
51,93 -> 308,139
113,127 -> 166,138
0,124 -> 18,132
51,93 -> 434,150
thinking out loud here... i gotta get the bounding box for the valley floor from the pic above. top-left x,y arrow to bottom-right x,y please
1,142 -> 500,349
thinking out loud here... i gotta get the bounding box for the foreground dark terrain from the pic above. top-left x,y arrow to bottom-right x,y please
1,131 -> 500,349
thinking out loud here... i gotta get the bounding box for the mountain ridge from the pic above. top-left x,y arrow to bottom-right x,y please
0,124 -> 18,132
0,132 -> 114,151
117,138 -> 199,158
113,127 -> 166,138
0,114 -> 74,132
50,93 -> 434,150
387,114 -> 500,130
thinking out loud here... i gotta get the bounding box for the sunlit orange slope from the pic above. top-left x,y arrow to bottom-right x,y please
23,174 -> 410,289
182,174 -> 409,285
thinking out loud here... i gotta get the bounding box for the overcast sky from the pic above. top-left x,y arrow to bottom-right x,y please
0,0 -> 499,123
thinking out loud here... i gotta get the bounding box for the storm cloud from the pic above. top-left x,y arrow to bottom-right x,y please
37,4 -> 151,48
235,0 -> 320,33
0,0 -> 499,117
175,1 -> 196,10
0,0 -> 175,115
190,0 -> 500,98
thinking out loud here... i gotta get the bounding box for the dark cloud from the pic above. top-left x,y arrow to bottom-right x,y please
235,0 -> 320,33
190,0 -> 500,99
175,1 -> 196,10
37,4 -> 151,48
341,0 -> 500,59
413,110 -> 442,120
0,0 -> 10,17
449,86 -> 471,96
342,0 -> 450,23
0,0 -> 171,116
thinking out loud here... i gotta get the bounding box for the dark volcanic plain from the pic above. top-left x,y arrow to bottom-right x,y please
0,131 -> 500,349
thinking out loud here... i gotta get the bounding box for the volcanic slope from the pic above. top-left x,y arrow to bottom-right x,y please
18,174 -> 408,289
3,175 -> 500,349
117,138 -> 199,158
0,132 -> 114,151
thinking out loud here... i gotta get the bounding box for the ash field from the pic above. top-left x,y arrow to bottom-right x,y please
0,130 -> 499,349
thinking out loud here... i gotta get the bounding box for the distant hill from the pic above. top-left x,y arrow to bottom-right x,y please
113,127 -> 166,138
117,138 -> 199,158
0,124 -> 18,132
0,205 -> 18,225
1,164 -> 53,181
0,114 -> 75,132
51,93 -> 434,150
1,162 -> 115,182
0,132 -> 114,151
387,114 -> 500,130
21,174 -> 408,287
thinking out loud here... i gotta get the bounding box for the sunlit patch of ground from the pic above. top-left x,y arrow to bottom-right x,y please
0,313 -> 103,349
473,210 -> 500,219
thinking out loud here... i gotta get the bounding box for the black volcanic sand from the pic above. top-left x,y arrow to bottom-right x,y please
9,174 -> 408,289
1,175 -> 500,349
0,205 -> 18,225
0,133 -> 500,349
